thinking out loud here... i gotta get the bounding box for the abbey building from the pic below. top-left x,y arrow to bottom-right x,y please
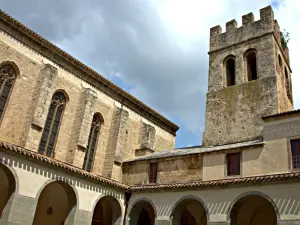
0,5 -> 299,225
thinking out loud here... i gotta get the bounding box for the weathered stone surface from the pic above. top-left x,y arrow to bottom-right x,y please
123,154 -> 203,185
203,6 -> 293,147
0,26 -> 176,181
140,122 -> 156,150
66,88 -> 98,167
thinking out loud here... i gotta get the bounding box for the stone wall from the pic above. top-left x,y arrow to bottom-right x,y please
203,6 -> 293,146
0,28 -> 176,181
122,155 -> 203,185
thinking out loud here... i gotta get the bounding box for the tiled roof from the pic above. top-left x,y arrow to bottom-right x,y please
124,139 -> 264,162
131,171 -> 300,191
0,10 -> 179,135
263,109 -> 300,119
0,142 -> 131,191
1,141 -> 300,192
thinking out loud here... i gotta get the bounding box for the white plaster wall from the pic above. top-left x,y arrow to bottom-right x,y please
0,151 -> 125,213
129,182 -> 300,222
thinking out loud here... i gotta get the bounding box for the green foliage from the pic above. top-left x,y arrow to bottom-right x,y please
281,29 -> 290,48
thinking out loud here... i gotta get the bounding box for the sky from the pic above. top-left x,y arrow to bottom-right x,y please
0,0 -> 299,148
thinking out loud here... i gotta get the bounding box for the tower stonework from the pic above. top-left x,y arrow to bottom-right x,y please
203,6 -> 293,146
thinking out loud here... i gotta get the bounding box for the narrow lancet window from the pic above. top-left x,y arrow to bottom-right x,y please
291,139 -> 300,169
245,50 -> 257,81
0,65 -> 16,120
149,162 -> 158,183
225,57 -> 235,86
83,114 -> 101,172
285,67 -> 292,102
38,92 -> 66,157
227,152 -> 241,176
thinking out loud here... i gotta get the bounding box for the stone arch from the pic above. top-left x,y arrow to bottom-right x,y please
0,162 -> 18,220
91,195 -> 123,225
93,112 -> 105,125
0,62 -> 19,122
0,61 -> 20,77
32,179 -> 78,225
38,91 -> 68,158
83,112 -> 104,172
170,195 -> 208,225
244,48 -> 258,81
227,191 -> 279,225
224,55 -> 236,87
53,89 -> 70,103
127,198 -> 156,225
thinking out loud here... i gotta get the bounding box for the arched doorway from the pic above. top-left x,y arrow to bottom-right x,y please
0,163 -> 16,220
33,181 -> 77,225
92,196 -> 122,225
171,197 -> 207,225
128,200 -> 155,225
230,194 -> 277,225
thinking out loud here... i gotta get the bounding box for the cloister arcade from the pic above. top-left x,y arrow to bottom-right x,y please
0,161 -> 288,225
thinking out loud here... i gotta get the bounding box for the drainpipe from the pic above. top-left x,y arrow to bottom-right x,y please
123,192 -> 132,225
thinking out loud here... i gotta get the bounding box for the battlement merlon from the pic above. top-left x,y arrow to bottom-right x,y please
209,5 -> 278,52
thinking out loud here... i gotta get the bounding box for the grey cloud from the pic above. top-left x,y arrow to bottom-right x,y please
0,0 -> 210,141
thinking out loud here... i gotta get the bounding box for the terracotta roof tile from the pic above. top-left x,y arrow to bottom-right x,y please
131,172 -> 300,191
0,141 -> 131,190
1,141 -> 300,192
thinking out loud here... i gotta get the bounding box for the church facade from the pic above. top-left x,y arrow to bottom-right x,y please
0,5 -> 299,225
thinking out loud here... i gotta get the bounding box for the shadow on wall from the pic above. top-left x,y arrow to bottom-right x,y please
153,190 -> 300,221
0,152 -> 124,201
203,146 -> 263,168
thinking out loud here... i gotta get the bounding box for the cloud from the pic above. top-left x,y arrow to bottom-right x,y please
0,0 -> 299,147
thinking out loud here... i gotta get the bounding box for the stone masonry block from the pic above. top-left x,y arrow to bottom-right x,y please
77,88 -> 98,148
260,5 -> 274,21
209,6 -> 275,52
226,19 -> 237,32
140,122 -> 156,150
103,106 -> 129,177
66,88 -> 98,165
31,63 -> 58,129
242,13 -> 254,25
114,107 -> 129,162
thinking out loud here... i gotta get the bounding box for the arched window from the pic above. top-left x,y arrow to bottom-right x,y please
0,64 -> 17,120
225,56 -> 235,86
285,67 -> 292,102
83,114 -> 101,172
278,54 -> 282,67
38,92 -> 66,157
245,50 -> 257,81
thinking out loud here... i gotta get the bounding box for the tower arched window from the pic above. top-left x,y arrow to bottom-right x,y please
225,56 -> 235,86
38,92 -> 66,157
0,64 -> 17,120
278,54 -> 282,67
285,67 -> 292,103
245,50 -> 257,81
83,114 -> 102,172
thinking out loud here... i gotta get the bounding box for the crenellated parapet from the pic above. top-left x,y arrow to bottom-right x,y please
209,6 -> 285,53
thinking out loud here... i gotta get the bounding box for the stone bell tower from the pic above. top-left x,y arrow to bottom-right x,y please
202,5 -> 293,147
